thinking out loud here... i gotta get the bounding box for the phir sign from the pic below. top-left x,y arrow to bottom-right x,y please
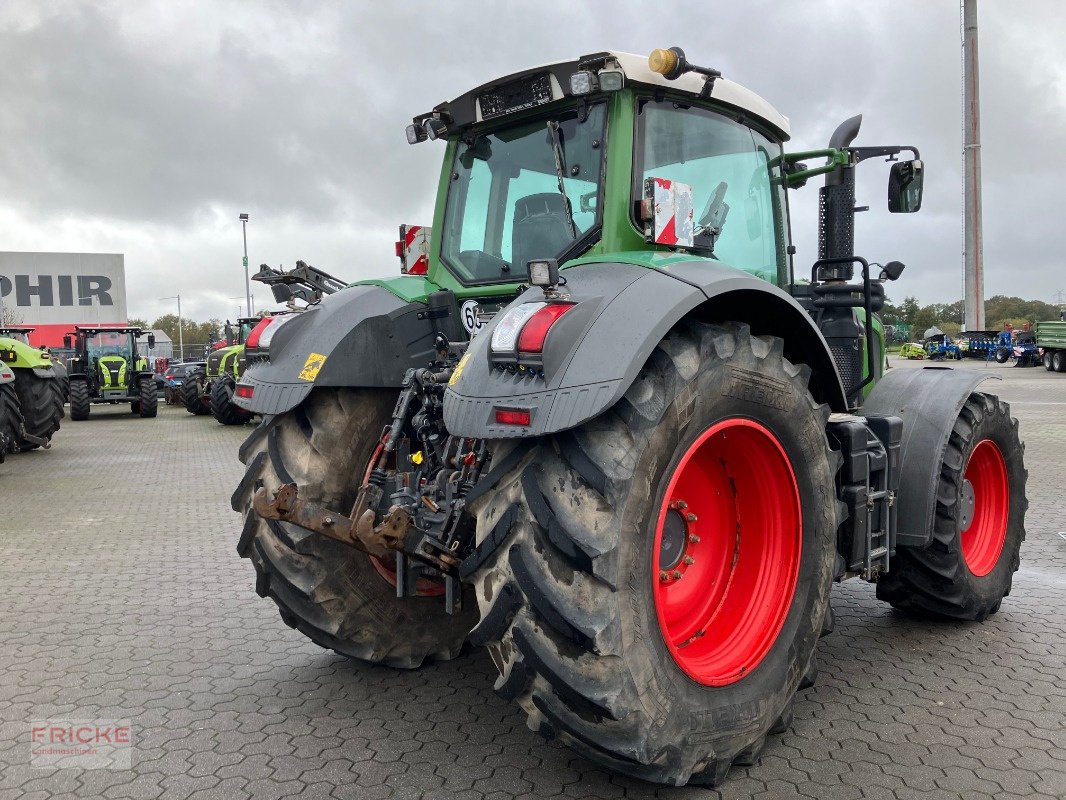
0,252 -> 128,346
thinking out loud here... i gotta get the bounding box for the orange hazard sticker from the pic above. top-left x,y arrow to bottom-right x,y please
298,352 -> 327,382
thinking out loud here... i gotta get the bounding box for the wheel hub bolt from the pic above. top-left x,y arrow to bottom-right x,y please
683,556 -> 695,565
688,534 -> 701,544
672,570 -> 683,580
659,571 -> 669,582
685,512 -> 698,522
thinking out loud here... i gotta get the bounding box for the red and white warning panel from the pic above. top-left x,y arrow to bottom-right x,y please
641,178 -> 694,248
396,225 -> 431,275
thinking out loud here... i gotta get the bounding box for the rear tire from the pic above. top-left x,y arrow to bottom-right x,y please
876,393 -> 1026,620
1044,352 -> 1054,371
211,375 -> 252,425
182,373 -> 211,415
1054,351 -> 1066,373
12,371 -> 63,449
467,322 -> 838,786
232,387 -> 477,668
138,377 -> 157,417
69,380 -> 91,421
995,347 -> 1009,364
0,383 -> 24,456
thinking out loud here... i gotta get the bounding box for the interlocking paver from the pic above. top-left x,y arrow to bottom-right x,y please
0,359 -> 1064,799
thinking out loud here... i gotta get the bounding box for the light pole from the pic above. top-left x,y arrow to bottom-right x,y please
239,213 -> 252,319
159,294 -> 183,361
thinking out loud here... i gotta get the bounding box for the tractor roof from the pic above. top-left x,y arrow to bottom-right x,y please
0,327 -> 34,334
422,50 -> 790,139
73,326 -> 144,335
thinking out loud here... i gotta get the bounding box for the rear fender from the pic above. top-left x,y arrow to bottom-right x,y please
0,339 -> 52,370
235,285 -> 438,415
863,366 -> 998,547
444,260 -> 847,439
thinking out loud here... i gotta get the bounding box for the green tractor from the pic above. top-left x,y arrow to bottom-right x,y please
65,326 -> 158,420
0,326 -> 64,450
182,317 -> 257,424
231,49 -> 1027,786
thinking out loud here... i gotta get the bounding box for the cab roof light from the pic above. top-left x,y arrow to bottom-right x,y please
597,68 -> 624,92
405,123 -> 426,145
569,70 -> 597,95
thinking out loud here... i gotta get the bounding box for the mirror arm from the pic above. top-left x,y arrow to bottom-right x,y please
851,145 -> 920,165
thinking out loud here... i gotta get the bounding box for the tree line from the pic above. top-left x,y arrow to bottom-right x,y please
883,295 -> 1062,336
129,315 -> 228,346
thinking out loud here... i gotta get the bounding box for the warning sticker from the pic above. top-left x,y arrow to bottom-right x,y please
298,352 -> 327,382
449,352 -> 471,386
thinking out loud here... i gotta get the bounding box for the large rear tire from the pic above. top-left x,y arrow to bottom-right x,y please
232,387 -> 478,668
876,393 -> 1026,620
138,376 -> 158,418
0,383 -> 24,456
1044,352 -> 1054,371
467,322 -> 838,786
182,373 -> 211,415
12,371 -> 63,450
211,374 -> 252,425
1054,350 -> 1066,373
69,380 -> 91,421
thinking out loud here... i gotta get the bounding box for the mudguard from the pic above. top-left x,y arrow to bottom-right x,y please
444,259 -> 847,439
863,366 -> 997,547
235,284 -> 438,415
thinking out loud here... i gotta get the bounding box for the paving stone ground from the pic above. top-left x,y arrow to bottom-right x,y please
0,359 -> 1063,800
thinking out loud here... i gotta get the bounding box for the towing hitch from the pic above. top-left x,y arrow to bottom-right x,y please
252,482 -> 411,558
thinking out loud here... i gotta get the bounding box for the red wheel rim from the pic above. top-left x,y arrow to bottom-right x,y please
369,556 -> 446,597
960,439 -> 1009,577
652,419 -> 801,686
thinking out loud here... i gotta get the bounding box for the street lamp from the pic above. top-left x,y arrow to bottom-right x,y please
159,294 -> 183,361
239,213 -> 252,318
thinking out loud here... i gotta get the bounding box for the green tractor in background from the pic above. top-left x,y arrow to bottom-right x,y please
182,317 -> 258,424
0,327 -> 64,450
231,48 -> 1028,786
65,326 -> 158,420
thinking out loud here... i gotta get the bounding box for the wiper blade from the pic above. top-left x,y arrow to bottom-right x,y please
546,120 -> 578,239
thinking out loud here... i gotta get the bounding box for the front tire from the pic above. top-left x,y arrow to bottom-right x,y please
211,375 -> 252,425
467,322 -> 838,786
138,376 -> 157,417
12,371 -> 63,449
232,388 -> 478,668
69,379 -> 91,421
876,393 -> 1026,620
182,373 -> 211,415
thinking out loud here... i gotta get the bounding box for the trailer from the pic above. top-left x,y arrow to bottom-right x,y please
1035,320 -> 1066,371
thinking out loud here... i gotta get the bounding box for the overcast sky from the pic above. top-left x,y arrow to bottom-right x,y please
2,0 -> 1064,323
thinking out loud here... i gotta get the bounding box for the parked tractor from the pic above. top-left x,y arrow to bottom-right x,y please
65,326 -> 158,420
230,49 -> 1027,786
182,317 -> 258,424
0,326 -> 64,449
1035,320 -> 1066,372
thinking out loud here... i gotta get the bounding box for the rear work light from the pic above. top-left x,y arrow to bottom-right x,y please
235,384 -> 254,399
490,302 -> 575,357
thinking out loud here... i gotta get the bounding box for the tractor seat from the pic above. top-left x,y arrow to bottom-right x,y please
511,193 -> 575,273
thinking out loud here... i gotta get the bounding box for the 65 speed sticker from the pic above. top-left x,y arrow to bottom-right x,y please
461,300 -> 485,335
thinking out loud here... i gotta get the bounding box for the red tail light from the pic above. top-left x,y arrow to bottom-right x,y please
235,384 -> 254,399
495,408 -> 531,426
516,303 -> 573,353
245,317 -> 273,349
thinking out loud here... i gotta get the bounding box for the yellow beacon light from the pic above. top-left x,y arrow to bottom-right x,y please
648,48 -> 678,77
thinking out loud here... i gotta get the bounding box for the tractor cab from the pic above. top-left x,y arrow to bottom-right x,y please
0,327 -> 34,346
64,326 -> 157,420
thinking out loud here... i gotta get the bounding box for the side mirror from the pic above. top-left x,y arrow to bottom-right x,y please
271,284 -> 294,303
63,335 -> 72,349
879,261 -> 906,281
888,159 -> 924,213
147,333 -> 156,348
